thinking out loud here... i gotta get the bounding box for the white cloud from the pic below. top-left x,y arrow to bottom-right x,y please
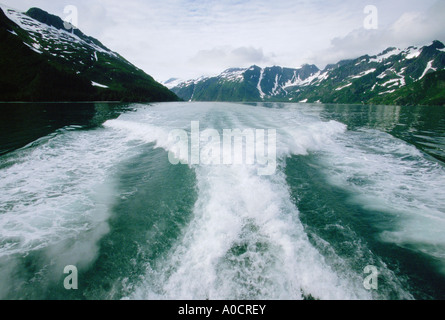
309,0 -> 445,69
1,0 -> 444,80
189,46 -> 274,76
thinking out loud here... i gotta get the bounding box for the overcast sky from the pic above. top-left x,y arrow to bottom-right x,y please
2,0 -> 445,82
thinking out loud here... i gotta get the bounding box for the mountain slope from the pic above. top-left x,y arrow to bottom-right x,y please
0,7 -> 95,101
370,69 -> 445,106
169,64 -> 321,102
0,5 -> 179,102
170,41 -> 445,106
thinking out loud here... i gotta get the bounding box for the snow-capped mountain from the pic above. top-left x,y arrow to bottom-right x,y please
0,5 -> 178,102
169,64 -> 320,102
170,41 -> 445,106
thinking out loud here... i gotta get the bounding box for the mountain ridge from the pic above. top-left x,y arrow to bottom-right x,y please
0,5 -> 179,102
169,41 -> 445,106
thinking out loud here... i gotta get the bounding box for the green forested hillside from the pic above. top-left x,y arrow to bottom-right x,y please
171,41 -> 445,106
0,7 -> 179,102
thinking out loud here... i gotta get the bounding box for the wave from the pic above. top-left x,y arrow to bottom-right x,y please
106,102 -> 377,299
1,102 -> 443,299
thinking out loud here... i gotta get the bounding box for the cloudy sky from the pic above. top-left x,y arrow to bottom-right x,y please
2,0 -> 445,82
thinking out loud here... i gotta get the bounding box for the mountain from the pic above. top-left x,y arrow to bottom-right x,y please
169,64 -> 320,102
0,5 -> 179,102
170,41 -> 445,106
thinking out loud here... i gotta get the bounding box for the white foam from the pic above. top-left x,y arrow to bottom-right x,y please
129,165 -> 371,300
112,102 -> 373,300
0,124 -> 142,295
104,118 -> 181,160
1,102 -> 427,299
319,128 -> 445,270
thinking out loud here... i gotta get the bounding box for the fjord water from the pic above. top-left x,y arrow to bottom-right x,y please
0,102 -> 444,300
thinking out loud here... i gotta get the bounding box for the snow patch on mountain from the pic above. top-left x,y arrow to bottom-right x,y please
1,4 -> 118,59
282,70 -> 327,88
350,68 -> 376,79
335,82 -> 352,91
420,60 -> 437,80
271,74 -> 281,96
404,47 -> 422,59
379,89 -> 396,95
219,68 -> 246,82
257,68 -> 266,99
369,48 -> 402,63
169,40 -> 445,103
381,78 -> 401,88
163,78 -> 185,89
91,81 -> 108,88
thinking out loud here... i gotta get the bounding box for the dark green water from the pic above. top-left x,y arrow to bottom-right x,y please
0,102 -> 444,300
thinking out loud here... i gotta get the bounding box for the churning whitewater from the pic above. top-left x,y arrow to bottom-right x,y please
0,102 -> 444,300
